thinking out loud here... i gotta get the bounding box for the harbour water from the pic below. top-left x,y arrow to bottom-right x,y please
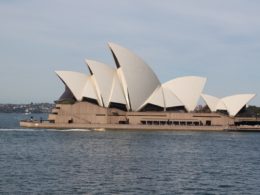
0,113 -> 260,194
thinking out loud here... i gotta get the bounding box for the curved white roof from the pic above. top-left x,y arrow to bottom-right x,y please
86,60 -> 115,107
108,42 -> 161,111
202,93 -> 256,116
55,42 -> 256,116
116,67 -> 130,109
164,76 -> 207,111
222,94 -> 256,116
86,60 -> 128,107
215,101 -> 228,111
55,71 -> 87,101
82,76 -> 103,106
139,85 -> 184,110
163,86 -> 184,108
139,86 -> 165,109
109,70 -> 127,105
56,71 -> 101,105
201,94 -> 221,111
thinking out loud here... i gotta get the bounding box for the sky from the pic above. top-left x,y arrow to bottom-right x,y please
0,0 -> 260,105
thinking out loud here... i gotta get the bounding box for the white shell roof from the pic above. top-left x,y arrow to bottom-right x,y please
139,86 -> 165,109
201,94 -> 221,111
86,60 -> 128,107
86,60 -> 115,107
56,71 -> 101,104
55,42 -> 256,115
56,71 -> 87,101
139,85 -> 184,110
82,76 -> 102,106
222,94 -> 256,116
202,93 -> 256,116
163,86 -> 184,108
108,42 -> 161,111
164,76 -> 207,112
109,70 -> 127,105
215,101 -> 228,111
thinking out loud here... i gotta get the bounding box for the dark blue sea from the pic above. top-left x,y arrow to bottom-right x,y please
0,113 -> 260,194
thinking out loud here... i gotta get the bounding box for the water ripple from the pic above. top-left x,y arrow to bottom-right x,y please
0,114 -> 260,194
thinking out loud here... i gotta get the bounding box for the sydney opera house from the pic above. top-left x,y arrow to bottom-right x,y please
21,42 -> 258,130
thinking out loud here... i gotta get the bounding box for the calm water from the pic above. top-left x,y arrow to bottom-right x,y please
0,114 -> 260,194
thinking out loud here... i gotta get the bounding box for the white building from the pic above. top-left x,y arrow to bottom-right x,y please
56,42 -> 256,117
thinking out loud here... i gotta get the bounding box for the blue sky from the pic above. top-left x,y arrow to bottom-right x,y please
0,0 -> 260,105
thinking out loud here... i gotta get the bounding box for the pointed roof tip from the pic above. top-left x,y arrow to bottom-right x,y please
55,71 -> 62,77
107,41 -> 116,46
55,70 -> 77,75
192,76 -> 207,81
246,93 -> 256,101
108,42 -> 125,50
85,59 -> 115,70
163,76 -> 207,86
55,70 -> 66,76
85,59 -> 93,66
85,60 -> 97,75
239,93 -> 256,99
107,42 -> 114,49
201,93 -> 219,98
85,58 -> 95,63
54,70 -> 88,78
224,93 -> 256,98
202,93 -> 256,99
85,59 -> 104,65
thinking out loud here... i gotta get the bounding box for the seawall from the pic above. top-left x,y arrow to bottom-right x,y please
20,121 -> 230,131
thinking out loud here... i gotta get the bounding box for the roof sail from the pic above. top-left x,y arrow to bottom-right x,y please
108,42 -> 161,111
55,71 -> 87,101
164,76 -> 207,111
